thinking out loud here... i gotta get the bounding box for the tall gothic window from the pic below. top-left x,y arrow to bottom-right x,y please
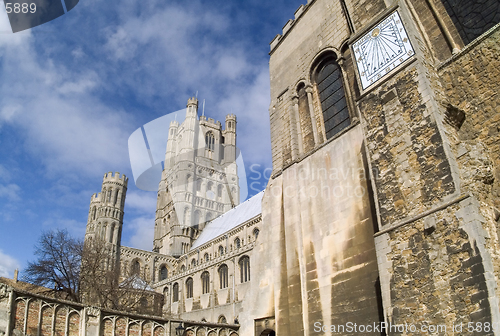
173,283 -> 179,302
239,256 -> 250,283
194,210 -> 201,227
201,271 -> 210,294
205,131 -> 215,151
219,264 -> 228,289
218,245 -> 224,256
109,223 -> 115,243
196,178 -> 202,192
253,228 -> 260,240
159,265 -> 168,281
234,237 -> 241,249
441,0 -> 500,45
315,56 -> 350,139
191,259 -> 197,268
186,278 -> 193,298
132,260 -> 140,275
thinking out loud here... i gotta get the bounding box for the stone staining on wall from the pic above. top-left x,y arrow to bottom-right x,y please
259,126 -> 383,335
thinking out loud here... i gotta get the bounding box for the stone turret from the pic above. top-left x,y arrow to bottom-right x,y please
85,172 -> 128,265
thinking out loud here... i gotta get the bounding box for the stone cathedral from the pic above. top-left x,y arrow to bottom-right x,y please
83,0 -> 500,335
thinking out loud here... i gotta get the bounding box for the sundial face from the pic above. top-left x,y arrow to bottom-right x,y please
352,11 -> 415,90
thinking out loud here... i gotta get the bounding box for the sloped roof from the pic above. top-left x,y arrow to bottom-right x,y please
190,191 -> 264,250
119,274 -> 153,291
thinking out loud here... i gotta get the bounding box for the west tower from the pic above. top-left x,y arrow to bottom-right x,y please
154,97 -> 240,257
85,172 -> 128,267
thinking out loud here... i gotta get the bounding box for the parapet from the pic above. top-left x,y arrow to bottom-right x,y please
91,192 -> 102,203
187,97 -> 198,107
225,114 -> 237,121
103,172 -> 128,185
270,3 -> 309,53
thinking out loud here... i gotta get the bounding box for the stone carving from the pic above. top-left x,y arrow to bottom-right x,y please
0,283 -> 11,300
86,307 -> 100,317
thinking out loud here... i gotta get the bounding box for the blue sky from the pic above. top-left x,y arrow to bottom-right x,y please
0,0 -> 305,278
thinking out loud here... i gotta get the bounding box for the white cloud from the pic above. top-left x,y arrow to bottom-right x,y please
0,164 -> 12,182
125,191 -> 157,214
0,183 -> 21,201
125,216 -> 155,251
0,249 -> 20,278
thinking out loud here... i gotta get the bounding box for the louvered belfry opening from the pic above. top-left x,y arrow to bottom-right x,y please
441,0 -> 500,45
316,57 -> 350,140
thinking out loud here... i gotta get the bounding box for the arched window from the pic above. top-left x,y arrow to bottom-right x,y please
159,265 -> 168,281
191,259 -> 197,268
218,245 -> 224,256
253,228 -> 260,240
315,56 -> 350,140
109,223 -> 115,243
441,0 -> 500,45
183,207 -> 189,225
163,287 -> 168,299
107,189 -> 112,203
173,283 -> 179,302
186,277 -> 193,298
234,237 -> 241,249
114,189 -> 119,205
180,265 -> 186,273
218,315 -> 227,324
196,178 -> 202,192
194,210 -> 201,227
239,256 -> 250,283
205,131 -> 215,151
201,271 -> 210,294
204,253 -> 209,262
219,264 -> 228,289
206,212 -> 213,222
217,184 -> 223,198
132,260 -> 140,275
92,207 -> 96,220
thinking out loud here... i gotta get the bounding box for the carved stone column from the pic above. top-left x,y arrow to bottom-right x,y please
291,96 -> 304,156
305,85 -> 319,145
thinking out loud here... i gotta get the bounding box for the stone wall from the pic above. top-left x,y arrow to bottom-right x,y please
0,281 -> 239,336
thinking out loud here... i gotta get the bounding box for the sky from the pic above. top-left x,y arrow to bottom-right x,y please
0,0 -> 306,278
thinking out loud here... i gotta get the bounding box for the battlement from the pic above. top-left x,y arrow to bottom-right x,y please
270,2 -> 309,53
187,97 -> 198,107
103,171 -> 128,185
225,114 -> 236,120
200,115 -> 223,129
91,192 -> 102,202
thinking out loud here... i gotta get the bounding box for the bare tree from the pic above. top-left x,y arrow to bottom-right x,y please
22,229 -> 83,302
80,237 -> 163,315
23,229 -> 162,315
